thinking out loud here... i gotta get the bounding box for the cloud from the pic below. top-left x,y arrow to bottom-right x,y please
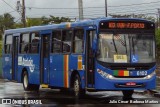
0,0 -> 159,19
26,0 -> 77,8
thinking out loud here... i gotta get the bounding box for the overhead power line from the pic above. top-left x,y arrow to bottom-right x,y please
0,10 -> 17,15
14,17 -> 22,23
108,0 -> 160,7
26,0 -> 160,10
1,0 -> 17,11
15,0 -> 160,21
108,8 -> 157,14
26,7 -> 158,17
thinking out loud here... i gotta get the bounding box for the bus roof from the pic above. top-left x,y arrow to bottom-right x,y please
4,18 -> 153,35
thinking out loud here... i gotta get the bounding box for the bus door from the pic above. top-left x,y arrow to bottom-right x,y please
12,34 -> 20,81
40,30 -> 51,84
85,29 -> 96,88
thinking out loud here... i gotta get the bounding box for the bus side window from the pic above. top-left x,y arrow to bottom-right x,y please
62,30 -> 72,53
30,32 -> 39,53
20,33 -> 30,53
73,29 -> 84,53
52,30 -> 62,53
4,35 -> 13,54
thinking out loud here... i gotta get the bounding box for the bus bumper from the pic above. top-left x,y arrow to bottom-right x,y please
94,75 -> 156,90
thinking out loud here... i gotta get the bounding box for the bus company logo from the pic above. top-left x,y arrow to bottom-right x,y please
5,57 -> 10,62
97,69 -> 108,79
22,58 -> 35,72
2,99 -> 11,104
1,99 -> 42,105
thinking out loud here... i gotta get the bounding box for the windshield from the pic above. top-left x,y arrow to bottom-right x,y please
97,33 -> 155,63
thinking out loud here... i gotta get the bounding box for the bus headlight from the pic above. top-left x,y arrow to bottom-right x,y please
108,74 -> 114,79
144,71 -> 156,79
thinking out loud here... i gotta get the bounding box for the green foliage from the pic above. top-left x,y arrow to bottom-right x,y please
109,14 -> 156,22
156,28 -> 160,63
0,13 -> 15,40
26,18 -> 42,27
0,41 -> 2,57
41,16 -> 71,24
156,28 -> 160,47
14,16 -> 71,28
0,13 -> 15,31
14,23 -> 24,28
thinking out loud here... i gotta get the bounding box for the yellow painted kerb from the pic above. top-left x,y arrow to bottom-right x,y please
41,84 -> 49,88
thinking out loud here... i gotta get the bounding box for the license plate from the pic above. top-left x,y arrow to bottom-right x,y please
126,82 -> 136,86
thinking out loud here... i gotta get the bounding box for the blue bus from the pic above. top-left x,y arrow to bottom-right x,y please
2,18 -> 156,98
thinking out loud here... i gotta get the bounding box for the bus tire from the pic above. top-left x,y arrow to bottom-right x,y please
73,74 -> 85,98
23,71 -> 39,91
122,90 -> 134,99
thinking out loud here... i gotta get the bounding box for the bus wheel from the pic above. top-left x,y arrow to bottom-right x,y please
122,90 -> 134,99
23,71 -> 39,91
73,75 -> 85,98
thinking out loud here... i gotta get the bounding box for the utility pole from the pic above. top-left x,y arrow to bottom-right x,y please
78,0 -> 83,20
158,8 -> 160,28
16,1 -> 21,13
105,0 -> 107,17
22,0 -> 26,27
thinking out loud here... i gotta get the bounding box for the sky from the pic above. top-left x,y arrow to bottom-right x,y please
0,0 -> 159,20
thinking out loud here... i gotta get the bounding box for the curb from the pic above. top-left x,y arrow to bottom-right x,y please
157,76 -> 160,79
151,90 -> 160,98
154,93 -> 160,98
134,90 -> 160,98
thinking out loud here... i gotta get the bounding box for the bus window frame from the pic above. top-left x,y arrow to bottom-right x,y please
71,28 -> 85,55
51,28 -> 73,55
51,29 -> 63,54
30,32 -> 40,54
62,29 -> 73,54
19,32 -> 30,54
97,30 -> 156,66
19,32 -> 40,55
4,34 -> 13,54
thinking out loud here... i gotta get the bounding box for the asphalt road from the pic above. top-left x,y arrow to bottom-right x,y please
0,79 -> 160,107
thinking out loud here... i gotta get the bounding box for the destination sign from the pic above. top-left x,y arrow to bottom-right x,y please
99,21 -> 155,30
108,22 -> 145,29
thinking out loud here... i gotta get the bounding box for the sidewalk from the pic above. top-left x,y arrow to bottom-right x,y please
0,58 -> 2,78
156,64 -> 160,78
154,65 -> 160,97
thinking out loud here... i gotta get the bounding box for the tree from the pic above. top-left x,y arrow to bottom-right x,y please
156,28 -> 160,63
156,29 -> 160,46
41,16 -> 71,24
14,22 -> 24,28
41,16 -> 50,25
26,18 -> 42,27
0,13 -> 14,40
109,14 -> 156,22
